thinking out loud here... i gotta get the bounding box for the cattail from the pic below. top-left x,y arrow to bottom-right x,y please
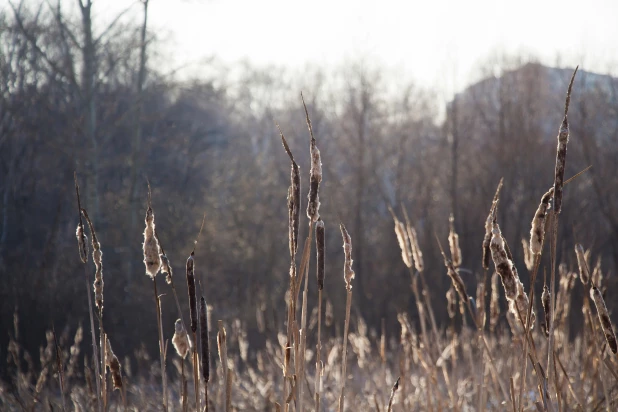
394,219 -> 413,268
76,225 -> 89,264
172,319 -> 190,359
530,187 -> 554,255
476,278 -> 486,328
553,67 -> 578,214
280,128 -> 301,257
522,238 -> 534,272
575,244 -> 590,285
340,223 -> 355,290
592,257 -> 603,288
590,285 -> 617,354
483,181 -> 503,270
490,272 -> 500,332
143,206 -> 161,278
446,286 -> 457,319
82,210 -> 103,312
542,285 -> 551,338
441,250 -> 468,302
448,214 -> 462,268
160,254 -> 173,285
407,225 -> 424,272
200,297 -> 210,382
186,253 -> 198,333
490,219 -> 535,330
303,96 -> 322,222
316,219 -> 325,290
105,338 -> 122,390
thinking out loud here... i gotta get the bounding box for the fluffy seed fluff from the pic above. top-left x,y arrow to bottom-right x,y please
394,220 -> 413,268
340,224 -> 355,291
76,224 -> 89,264
82,210 -> 103,312
143,207 -> 161,278
529,187 -> 554,255
172,319 -> 190,359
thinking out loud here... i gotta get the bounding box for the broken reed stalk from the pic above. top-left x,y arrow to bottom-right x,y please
74,174 -> 102,412
186,252 -> 200,412
547,66 -> 578,397
315,219 -> 325,412
339,223 -> 355,412
200,297 -> 210,412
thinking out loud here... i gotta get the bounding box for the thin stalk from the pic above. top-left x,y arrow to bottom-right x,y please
100,326 -> 106,411
83,266 -> 102,412
181,360 -> 188,412
338,288 -> 353,412
314,288 -> 323,412
153,279 -> 168,412
193,332 -> 200,411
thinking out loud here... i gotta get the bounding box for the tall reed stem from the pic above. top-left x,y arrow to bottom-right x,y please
339,288 -> 353,412
153,279 -> 168,412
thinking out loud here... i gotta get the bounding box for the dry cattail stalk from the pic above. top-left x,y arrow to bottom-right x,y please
440,246 -> 468,303
200,297 -> 210,383
590,285 -> 617,354
482,180 -> 503,270
316,219 -> 325,290
575,244 -> 590,285
173,319 -> 190,359
446,286 -> 457,319
302,94 -> 322,223
541,285 -> 551,338
490,272 -> 500,332
553,67 -> 578,215
529,187 -> 554,256
82,209 -> 104,313
105,338 -> 122,390
143,206 -> 161,278
592,257 -> 603,288
279,126 -> 301,257
340,223 -> 355,290
490,219 -> 535,330
448,214 -> 462,268
394,218 -> 413,268
386,377 -> 400,412
74,173 -> 89,264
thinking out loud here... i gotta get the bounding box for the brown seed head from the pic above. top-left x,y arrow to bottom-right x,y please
186,253 -> 198,333
530,187 -> 554,255
340,223 -> 355,291
394,219 -> 413,268
541,285 -> 550,338
200,297 -> 210,382
105,338 -> 122,390
590,285 -> 617,354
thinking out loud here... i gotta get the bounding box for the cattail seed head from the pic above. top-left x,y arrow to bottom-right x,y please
280,129 -> 301,258
575,244 -> 590,285
186,253 -> 198,334
172,319 -> 190,359
553,67 -> 577,214
490,272 -> 500,332
446,286 -> 457,319
200,297 -> 210,382
143,207 -> 161,278
541,285 -> 551,338
530,187 -> 554,255
76,224 -> 89,264
82,209 -> 103,312
160,254 -> 173,285
448,214 -> 462,268
105,338 -> 122,390
394,220 -> 413,268
522,238 -> 534,272
316,219 -> 325,290
476,279 -> 486,328
340,223 -> 355,291
592,257 -> 603,288
590,285 -> 617,354
307,141 -> 322,222
406,225 -> 424,272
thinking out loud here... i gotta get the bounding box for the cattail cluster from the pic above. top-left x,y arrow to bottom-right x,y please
143,207 -> 162,278
490,219 -> 535,330
530,187 -> 554,255
82,210 -> 103,312
316,219 -> 325,290
575,244 -> 590,285
340,224 -> 355,291
172,319 -> 190,359
553,67 -> 577,214
541,285 -> 551,337
394,219 -> 413,268
200,297 -> 210,382
489,272 -> 500,332
105,338 -> 122,390
590,285 -> 617,354
448,214 -> 462,268
186,253 -> 198,334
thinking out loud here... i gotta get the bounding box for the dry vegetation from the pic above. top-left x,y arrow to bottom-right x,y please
2,68 -> 618,412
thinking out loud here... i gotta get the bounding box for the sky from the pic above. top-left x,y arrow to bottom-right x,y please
101,0 -> 618,95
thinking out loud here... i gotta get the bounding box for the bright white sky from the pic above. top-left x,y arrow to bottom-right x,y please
102,0 -> 618,95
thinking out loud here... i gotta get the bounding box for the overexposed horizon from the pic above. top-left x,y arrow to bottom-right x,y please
47,0 -> 618,96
